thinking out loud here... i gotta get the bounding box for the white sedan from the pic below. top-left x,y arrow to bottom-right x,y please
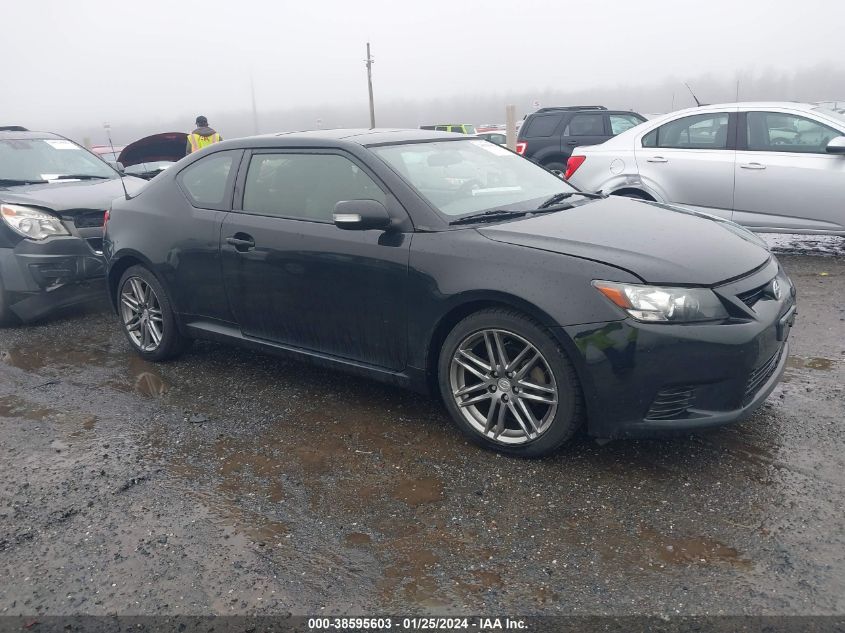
565,101 -> 845,235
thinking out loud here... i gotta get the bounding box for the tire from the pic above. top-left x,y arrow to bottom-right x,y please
543,161 -> 567,177
438,308 -> 584,457
0,275 -> 20,327
117,265 -> 189,361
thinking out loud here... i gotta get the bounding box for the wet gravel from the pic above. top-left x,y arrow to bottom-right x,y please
0,235 -> 843,616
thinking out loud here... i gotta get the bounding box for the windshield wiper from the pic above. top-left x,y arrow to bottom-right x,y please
537,191 -> 603,209
53,174 -> 111,180
449,209 -> 528,226
0,178 -> 49,186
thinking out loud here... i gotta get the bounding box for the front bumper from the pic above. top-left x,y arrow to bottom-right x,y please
1,235 -> 107,321
555,266 -> 797,439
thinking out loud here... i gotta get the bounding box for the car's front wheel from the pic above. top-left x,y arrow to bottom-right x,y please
117,265 -> 188,361
438,308 -> 584,457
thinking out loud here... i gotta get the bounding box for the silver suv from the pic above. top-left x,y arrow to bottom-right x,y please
566,102 -> 845,235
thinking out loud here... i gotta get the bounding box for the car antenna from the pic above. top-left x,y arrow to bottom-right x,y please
104,122 -> 130,200
684,83 -> 702,107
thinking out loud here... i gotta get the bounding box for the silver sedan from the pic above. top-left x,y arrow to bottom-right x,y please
566,101 -> 845,235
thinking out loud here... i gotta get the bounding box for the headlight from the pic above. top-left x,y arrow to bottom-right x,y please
593,281 -> 728,323
0,203 -> 69,240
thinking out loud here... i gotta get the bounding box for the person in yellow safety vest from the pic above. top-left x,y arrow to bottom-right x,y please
186,115 -> 223,154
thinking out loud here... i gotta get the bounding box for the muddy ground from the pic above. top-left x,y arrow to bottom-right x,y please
0,237 -> 843,616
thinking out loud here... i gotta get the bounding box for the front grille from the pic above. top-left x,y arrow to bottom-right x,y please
645,386 -> 695,420
737,283 -> 768,308
72,210 -> 106,229
743,345 -> 784,405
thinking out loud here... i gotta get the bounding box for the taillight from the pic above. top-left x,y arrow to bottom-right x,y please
103,209 -> 109,235
515,141 -> 527,156
564,155 -> 586,180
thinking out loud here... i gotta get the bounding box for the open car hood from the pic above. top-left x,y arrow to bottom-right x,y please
118,132 -> 187,168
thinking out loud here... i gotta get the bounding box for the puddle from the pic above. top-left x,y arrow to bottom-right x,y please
383,546 -> 444,605
640,528 -> 751,567
0,340 -> 111,372
392,478 -> 445,507
639,527 -> 751,568
106,356 -> 169,397
0,395 -> 57,421
787,356 -> 835,371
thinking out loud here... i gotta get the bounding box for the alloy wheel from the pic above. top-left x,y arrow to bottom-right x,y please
449,328 -> 558,445
120,276 -> 164,352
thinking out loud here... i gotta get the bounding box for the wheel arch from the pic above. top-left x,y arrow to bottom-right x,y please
107,250 -> 165,313
423,291 -> 561,392
609,187 -> 656,201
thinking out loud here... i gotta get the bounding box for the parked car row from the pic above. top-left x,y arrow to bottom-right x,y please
1,122 -> 801,457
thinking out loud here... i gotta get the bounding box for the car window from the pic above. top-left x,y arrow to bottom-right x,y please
609,114 -> 643,135
242,153 -> 386,222
746,112 -> 841,153
566,114 -> 605,136
178,151 -> 236,207
523,114 -> 562,138
643,113 -> 730,149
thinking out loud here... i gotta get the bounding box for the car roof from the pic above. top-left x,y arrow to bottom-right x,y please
0,130 -> 64,141
225,128 -> 470,148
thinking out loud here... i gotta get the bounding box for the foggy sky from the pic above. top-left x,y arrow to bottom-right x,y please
4,0 -> 844,143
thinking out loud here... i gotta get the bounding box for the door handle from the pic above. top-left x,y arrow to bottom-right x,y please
226,234 -> 255,251
566,140 -> 579,145
646,156 -> 668,163
740,162 -> 766,170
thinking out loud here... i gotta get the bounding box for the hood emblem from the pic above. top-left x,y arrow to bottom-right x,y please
771,279 -> 782,300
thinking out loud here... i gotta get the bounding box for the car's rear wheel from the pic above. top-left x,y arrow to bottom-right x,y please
118,265 -> 188,361
438,308 -> 584,457
543,161 -> 567,177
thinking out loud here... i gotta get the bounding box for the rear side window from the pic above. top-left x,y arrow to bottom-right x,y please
523,114 -> 562,137
643,113 -> 730,150
566,114 -> 605,136
241,153 -> 386,223
178,150 -> 237,208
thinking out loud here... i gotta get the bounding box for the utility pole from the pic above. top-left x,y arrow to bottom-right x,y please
365,42 -> 376,129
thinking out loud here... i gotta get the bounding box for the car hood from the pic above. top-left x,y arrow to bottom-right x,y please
118,132 -> 187,168
477,196 -> 771,286
0,177 -> 146,215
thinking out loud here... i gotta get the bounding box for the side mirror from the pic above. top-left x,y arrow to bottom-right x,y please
109,160 -> 125,172
825,136 -> 845,154
333,199 -> 392,231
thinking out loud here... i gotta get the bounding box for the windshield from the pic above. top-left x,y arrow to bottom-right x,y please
0,138 -> 117,182
371,139 -> 577,217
